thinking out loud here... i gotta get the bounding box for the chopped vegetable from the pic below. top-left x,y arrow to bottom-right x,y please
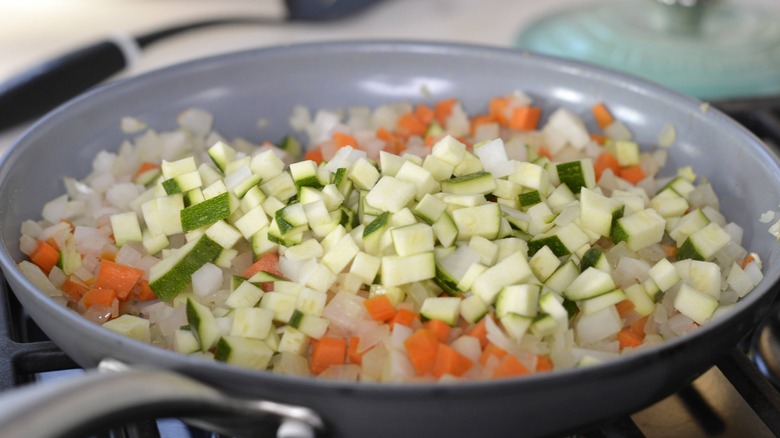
18,91 -> 766,384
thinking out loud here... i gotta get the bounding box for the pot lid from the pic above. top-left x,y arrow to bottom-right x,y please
516,0 -> 780,100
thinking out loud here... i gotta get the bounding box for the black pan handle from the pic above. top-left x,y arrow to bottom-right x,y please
0,35 -> 139,132
0,359 -> 325,438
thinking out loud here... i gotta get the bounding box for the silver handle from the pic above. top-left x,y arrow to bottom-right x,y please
0,359 -> 324,438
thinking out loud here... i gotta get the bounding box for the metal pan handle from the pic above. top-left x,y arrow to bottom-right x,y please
0,359 -> 325,438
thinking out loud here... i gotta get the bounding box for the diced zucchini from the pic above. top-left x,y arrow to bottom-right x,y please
673,284 -> 719,324
564,267 -> 616,301
259,292 -> 298,323
669,208 -> 710,245
162,157 -> 197,179
577,289 -> 626,315
102,314 -> 151,343
110,211 -> 142,247
624,283 -> 655,316
441,171 -> 496,196
648,258 -> 679,292
610,208 -> 665,251
207,141 -> 237,173
420,296 -> 461,325
381,252 -> 436,287
614,140 -> 640,166
225,281 -> 264,309
518,190 -> 543,209
471,252 -> 533,304
231,307 -> 274,339
531,313 -> 559,337
495,284 -> 540,318
676,222 -> 731,261
579,248 -> 610,273
432,212 -> 458,247
149,235 -> 223,301
556,159 -> 595,193
290,160 -> 324,190
579,188 -> 624,237
529,245 -> 561,282
186,297 -> 220,352
451,203 -> 501,241
460,294 -> 489,323
391,223 -> 434,257
544,259 -> 579,293
395,160 -> 439,200
500,312 -> 533,341
180,192 -> 231,232
510,161 -> 550,193
215,336 -> 274,370
364,175 -> 417,213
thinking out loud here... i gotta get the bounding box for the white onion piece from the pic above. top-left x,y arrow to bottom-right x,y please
361,344 -> 389,381
354,320 -> 390,353
322,292 -> 367,334
319,364 -> 361,382
191,263 -> 222,297
450,335 -> 482,363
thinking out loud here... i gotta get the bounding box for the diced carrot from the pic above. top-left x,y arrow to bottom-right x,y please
434,98 -> 458,125
376,127 -> 404,154
348,336 -> 367,365
741,254 -> 756,269
332,132 -> 359,149
396,112 -> 428,137
93,260 -> 144,298
309,336 -> 347,374
619,165 -> 646,185
432,343 -> 473,378
414,103 -> 435,126
592,102 -> 614,130
479,342 -> 508,366
536,354 -> 554,372
615,299 -> 635,318
465,317 -> 489,349
60,276 -> 89,301
509,106 -> 542,131
492,355 -> 530,379
241,252 -> 283,279
661,245 -> 677,257
134,279 -> 158,301
45,236 -> 60,251
304,147 -> 324,164
537,146 -> 553,160
81,287 -> 117,308
618,327 -> 644,350
629,315 -> 649,337
363,295 -> 397,322
593,152 -> 621,181
391,308 -> 419,330
590,133 -> 607,144
30,240 -> 59,275
488,96 -> 510,125
101,250 -> 116,262
403,328 -> 440,375
134,161 -> 160,180
423,319 -> 452,343
470,114 -> 496,135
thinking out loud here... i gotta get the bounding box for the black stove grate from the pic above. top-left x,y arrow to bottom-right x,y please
2,100 -> 780,438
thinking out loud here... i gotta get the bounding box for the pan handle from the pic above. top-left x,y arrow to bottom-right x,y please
0,359 -> 325,438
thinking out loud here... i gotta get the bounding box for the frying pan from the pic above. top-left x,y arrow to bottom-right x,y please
0,41 -> 779,438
